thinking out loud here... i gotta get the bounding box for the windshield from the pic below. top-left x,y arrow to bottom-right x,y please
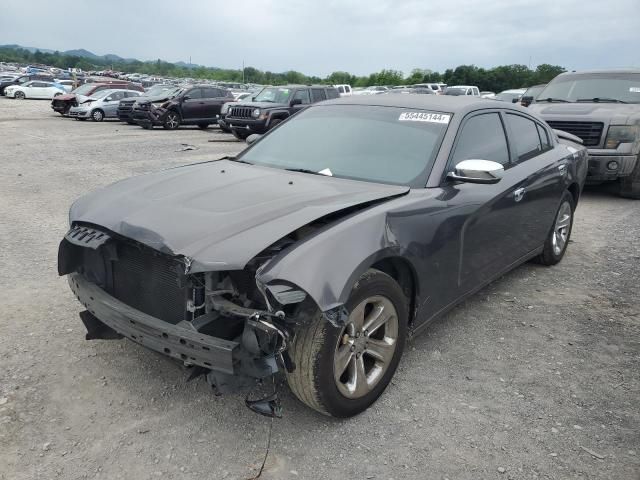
444,88 -> 466,96
72,84 -> 95,95
494,92 -> 521,102
146,85 -> 176,96
524,85 -> 545,98
238,105 -> 449,187
253,87 -> 292,103
537,72 -> 640,103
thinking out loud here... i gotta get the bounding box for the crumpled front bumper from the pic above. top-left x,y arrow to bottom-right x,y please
69,272 -> 239,374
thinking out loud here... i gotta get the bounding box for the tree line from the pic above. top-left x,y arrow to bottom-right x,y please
0,46 -> 565,92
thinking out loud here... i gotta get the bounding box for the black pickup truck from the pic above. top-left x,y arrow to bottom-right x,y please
221,85 -> 339,139
132,85 -> 233,129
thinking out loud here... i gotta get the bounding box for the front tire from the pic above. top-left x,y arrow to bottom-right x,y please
197,123 -> 209,129
535,190 -> 575,266
286,269 -> 407,417
15,91 -> 25,100
620,156 -> 640,199
163,111 -> 181,129
231,129 -> 251,140
91,109 -> 104,122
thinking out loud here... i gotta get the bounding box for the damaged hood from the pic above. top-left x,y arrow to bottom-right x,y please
69,160 -> 408,271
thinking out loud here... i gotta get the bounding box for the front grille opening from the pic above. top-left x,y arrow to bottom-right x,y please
547,121 -> 604,147
109,242 -> 187,325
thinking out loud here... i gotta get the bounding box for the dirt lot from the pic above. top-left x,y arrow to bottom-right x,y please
0,98 -> 638,480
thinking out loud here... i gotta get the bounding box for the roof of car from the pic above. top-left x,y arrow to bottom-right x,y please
321,95 -> 526,115
559,68 -> 640,75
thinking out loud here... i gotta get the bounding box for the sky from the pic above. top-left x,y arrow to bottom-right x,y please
1,0 -> 639,77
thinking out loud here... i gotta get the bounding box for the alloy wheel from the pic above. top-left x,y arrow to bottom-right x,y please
552,201 -> 572,256
333,295 -> 399,399
166,113 -> 179,129
92,110 -> 104,122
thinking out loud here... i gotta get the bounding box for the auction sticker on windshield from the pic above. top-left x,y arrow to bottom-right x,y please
398,112 -> 451,123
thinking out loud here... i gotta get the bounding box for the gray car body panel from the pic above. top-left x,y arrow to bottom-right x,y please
67,97 -> 587,332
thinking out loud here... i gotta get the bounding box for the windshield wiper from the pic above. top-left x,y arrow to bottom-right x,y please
576,97 -> 627,104
225,156 -> 253,165
284,168 -> 326,176
540,97 -> 570,103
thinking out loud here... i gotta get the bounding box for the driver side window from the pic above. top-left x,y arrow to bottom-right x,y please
292,89 -> 311,104
185,88 -> 203,99
451,113 -> 510,167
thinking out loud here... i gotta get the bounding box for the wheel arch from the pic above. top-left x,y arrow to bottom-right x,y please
567,182 -> 580,207
369,256 -> 418,326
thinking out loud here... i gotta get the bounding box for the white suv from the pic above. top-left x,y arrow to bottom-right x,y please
334,84 -> 352,97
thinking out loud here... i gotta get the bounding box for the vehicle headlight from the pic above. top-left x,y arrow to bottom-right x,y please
153,102 -> 167,109
221,103 -> 230,115
251,108 -> 261,118
605,125 -> 639,149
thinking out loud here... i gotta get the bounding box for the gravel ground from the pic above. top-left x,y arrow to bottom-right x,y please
0,98 -> 638,480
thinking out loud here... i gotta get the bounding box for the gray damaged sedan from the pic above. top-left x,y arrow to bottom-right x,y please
58,96 -> 587,417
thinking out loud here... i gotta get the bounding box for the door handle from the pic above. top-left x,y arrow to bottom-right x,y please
513,187 -> 526,202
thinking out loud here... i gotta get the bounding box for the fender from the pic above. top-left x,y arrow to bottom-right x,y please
255,190 -> 442,318
265,110 -> 290,128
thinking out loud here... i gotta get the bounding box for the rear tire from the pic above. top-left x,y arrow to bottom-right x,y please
286,269 -> 407,417
534,190 -> 575,266
619,155 -> 640,199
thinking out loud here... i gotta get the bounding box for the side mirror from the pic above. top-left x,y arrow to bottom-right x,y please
447,159 -> 504,184
105,97 -> 113,102
511,98 -> 519,103
290,98 -> 303,106
246,134 -> 262,145
520,96 -> 533,106
182,95 -> 190,101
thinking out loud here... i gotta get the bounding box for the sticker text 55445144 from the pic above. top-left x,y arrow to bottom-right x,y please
398,112 -> 451,124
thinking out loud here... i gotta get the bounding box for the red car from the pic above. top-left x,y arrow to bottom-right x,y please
52,79 -> 144,115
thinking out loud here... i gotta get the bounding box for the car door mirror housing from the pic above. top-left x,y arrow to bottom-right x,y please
448,159 -> 504,184
246,134 -> 262,145
105,97 -> 112,102
290,98 -> 303,106
182,95 -> 190,101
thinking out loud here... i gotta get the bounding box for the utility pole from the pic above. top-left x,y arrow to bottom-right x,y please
242,60 -> 245,83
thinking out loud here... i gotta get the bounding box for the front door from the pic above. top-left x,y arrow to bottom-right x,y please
181,88 -> 204,120
445,111 -> 531,290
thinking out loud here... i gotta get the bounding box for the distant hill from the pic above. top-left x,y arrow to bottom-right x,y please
0,44 -> 147,65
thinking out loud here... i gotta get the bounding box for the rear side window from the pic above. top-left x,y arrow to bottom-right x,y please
311,89 -> 327,102
326,88 -> 339,99
338,86 -> 345,93
505,113 -> 543,162
451,113 -> 510,166
537,124 -> 552,151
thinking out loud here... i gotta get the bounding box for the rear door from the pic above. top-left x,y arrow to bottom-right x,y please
201,88 -> 229,118
502,112 -> 566,253
444,110 -> 530,289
